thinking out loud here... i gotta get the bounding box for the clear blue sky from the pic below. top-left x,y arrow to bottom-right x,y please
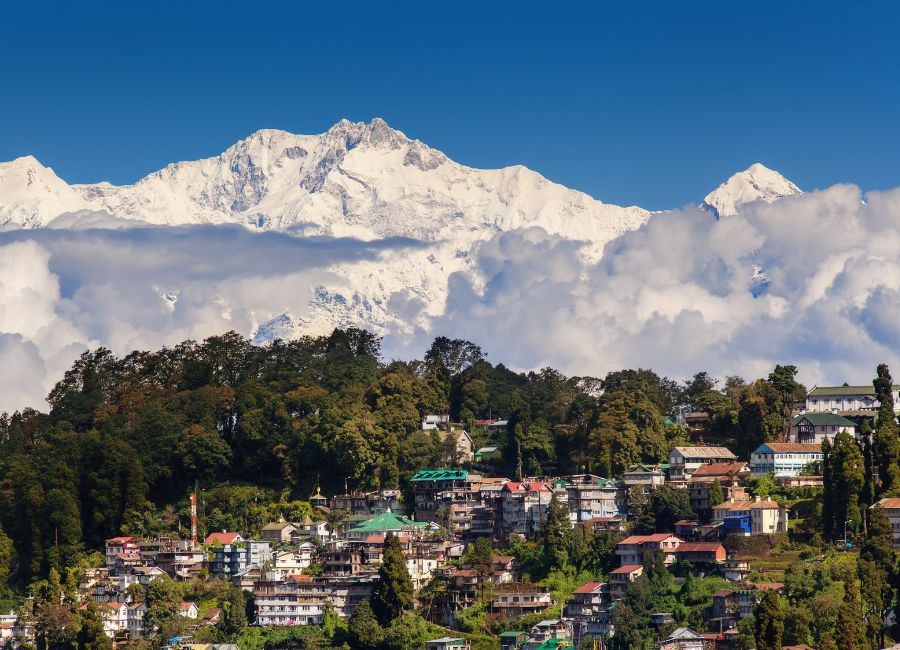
1,0 -> 898,210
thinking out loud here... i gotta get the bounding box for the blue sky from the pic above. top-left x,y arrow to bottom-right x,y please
1,0 -> 898,210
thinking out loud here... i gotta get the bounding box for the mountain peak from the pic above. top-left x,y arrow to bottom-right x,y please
703,163 -> 801,218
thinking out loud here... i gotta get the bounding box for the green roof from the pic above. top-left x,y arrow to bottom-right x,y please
793,413 -> 858,426
410,469 -> 468,482
535,640 -> 573,649
499,631 -> 526,638
349,511 -> 429,533
809,385 -> 899,397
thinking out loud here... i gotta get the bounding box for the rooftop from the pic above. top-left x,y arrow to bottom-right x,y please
691,462 -> 748,478
808,385 -> 898,397
349,512 -> 430,533
672,446 -> 736,459
755,442 -> 823,453
573,581 -> 606,594
410,469 -> 468,482
792,412 -> 858,426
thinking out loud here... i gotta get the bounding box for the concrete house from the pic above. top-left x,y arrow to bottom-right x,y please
669,447 -> 736,482
790,413 -> 857,444
750,442 -> 823,478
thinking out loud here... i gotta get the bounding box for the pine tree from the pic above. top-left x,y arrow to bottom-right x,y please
822,437 -> 834,538
217,584 -> 247,639
371,532 -> 414,626
873,364 -> 900,495
77,603 -> 113,650
542,493 -> 570,572
753,590 -> 784,650
708,479 -> 724,511
348,599 -> 384,650
835,581 -> 866,650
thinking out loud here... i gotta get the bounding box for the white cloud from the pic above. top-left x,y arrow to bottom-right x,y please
3,183 -> 900,413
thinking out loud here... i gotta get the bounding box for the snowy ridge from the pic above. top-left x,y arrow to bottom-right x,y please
0,119 -> 800,341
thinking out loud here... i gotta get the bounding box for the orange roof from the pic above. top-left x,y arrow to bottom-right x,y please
714,499 -> 780,510
611,565 -> 643,574
760,443 -> 822,453
675,543 -> 724,552
878,498 -> 900,509
574,581 -> 605,593
502,481 -> 553,493
204,531 -> 241,545
106,536 -> 136,544
691,462 -> 748,478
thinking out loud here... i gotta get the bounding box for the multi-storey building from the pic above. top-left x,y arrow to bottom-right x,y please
790,413 -> 857,444
804,384 -> 900,414
565,582 -> 610,644
687,462 -> 750,512
712,497 -> 788,535
254,576 -> 328,626
615,534 -> 682,566
492,584 -> 554,619
411,469 -> 481,529
105,537 -> 140,568
500,481 -> 555,536
561,474 -> 627,523
329,489 -> 402,518
750,443 -> 823,478
668,447 -> 737,482
209,540 -> 272,580
609,565 -> 643,600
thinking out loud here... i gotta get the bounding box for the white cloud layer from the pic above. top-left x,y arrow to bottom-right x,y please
2,183 -> 900,413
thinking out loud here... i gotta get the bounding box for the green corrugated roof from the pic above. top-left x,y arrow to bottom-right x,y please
809,385 -> 899,397
349,511 -> 429,532
410,469 -> 468,482
499,631 -> 526,638
793,413 -> 858,426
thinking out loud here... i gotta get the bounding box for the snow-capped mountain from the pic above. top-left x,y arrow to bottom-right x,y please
0,119 -> 800,341
702,162 -> 801,218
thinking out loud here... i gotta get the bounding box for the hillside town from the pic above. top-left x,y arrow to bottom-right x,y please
2,380 -> 899,650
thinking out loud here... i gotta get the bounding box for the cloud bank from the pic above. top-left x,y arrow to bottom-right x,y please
2,182 -> 900,413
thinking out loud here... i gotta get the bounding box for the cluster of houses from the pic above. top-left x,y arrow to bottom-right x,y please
3,387 -> 899,650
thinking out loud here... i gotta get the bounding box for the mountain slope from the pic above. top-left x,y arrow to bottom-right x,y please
0,156 -> 92,229
702,162 -> 802,218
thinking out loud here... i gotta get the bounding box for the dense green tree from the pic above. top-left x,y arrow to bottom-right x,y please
835,580 -> 866,650
873,364 -> 900,496
633,484 -> 695,534
77,603 -> 113,650
144,574 -> 180,633
218,584 -> 248,639
767,364 -> 805,442
754,590 -> 784,650
371,533 -> 414,626
347,599 -> 383,650
34,601 -> 79,650
708,479 -> 724,511
542,493 -> 571,572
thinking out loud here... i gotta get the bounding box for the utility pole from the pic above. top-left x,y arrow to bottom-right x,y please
190,492 -> 199,550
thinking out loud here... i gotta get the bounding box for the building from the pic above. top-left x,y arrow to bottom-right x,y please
790,413 -> 857,444
204,531 -> 244,546
713,497 -> 788,535
669,447 -> 736,482
609,565 -> 643,600
209,540 -> 272,579
105,537 -> 140,568
562,474 -> 627,523
657,627 -> 713,650
804,384 -> 900,414
750,443 -> 823,478
499,631 -> 528,650
346,511 -> 436,540
522,619 -> 573,650
178,602 -> 199,619
501,481 -> 555,535
672,543 -> 726,565
411,469 -> 479,527
260,521 -> 299,545
254,576 -> 327,626
329,489 -> 402,518
436,429 -> 475,464
565,582 -> 610,643
425,638 -> 470,650
876,497 -> 900,545
615,534 -> 683,566
422,414 -> 451,430
623,464 -> 666,493
687,462 -> 750,512
493,584 -> 554,619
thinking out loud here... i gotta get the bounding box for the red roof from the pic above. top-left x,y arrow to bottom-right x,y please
502,481 -> 553,493
674,520 -> 699,526
574,581 -> 606,594
691,462 -> 748,478
106,536 -> 136,544
675,543 -> 724,553
204,531 -> 241,545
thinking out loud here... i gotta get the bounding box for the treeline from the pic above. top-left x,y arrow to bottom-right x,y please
0,329 -> 816,584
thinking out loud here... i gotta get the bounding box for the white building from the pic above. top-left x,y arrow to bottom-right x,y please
254,577 -> 326,627
750,442 -> 823,478
501,481 -> 555,535
876,497 -> 900,546
712,497 -> 789,535
668,446 -> 737,482
422,414 -> 450,430
805,385 -> 900,414
791,413 -> 857,444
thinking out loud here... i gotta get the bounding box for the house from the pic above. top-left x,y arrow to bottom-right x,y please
346,511 -> 435,540
522,619 -> 573,650
271,541 -> 318,576
499,631 -> 528,650
435,429 -> 475,464
411,469 -> 479,527
657,627 -> 713,650
425,638 -> 470,650
713,497 -> 788,535
673,542 -> 726,565
254,576 -> 328,626
474,446 -> 502,463
586,515 -> 627,532
105,537 -> 140,568
610,565 -> 643,600
615,534 -> 683,566
179,602 -> 199,619
565,582 -> 610,643
562,474 -> 627,523
209,540 -> 272,579
790,413 -> 857,444
876,497 -> 900,545
81,602 -> 130,638
204,531 -> 244,546
296,515 -> 330,542
330,489 -> 402,517
260,521 -> 299,545
668,447 -> 736,482
493,584 -> 554,619
501,481 -> 555,535
623,464 -> 666,493
687,462 -> 750,512
750,443 -> 823,478
723,559 -> 751,582
422,414 -> 451,430
804,384 -> 900,414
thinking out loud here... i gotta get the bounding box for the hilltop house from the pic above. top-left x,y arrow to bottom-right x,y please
804,384 -> 900,414
790,413 -> 857,444
669,447 -> 737,482
713,497 -> 788,535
